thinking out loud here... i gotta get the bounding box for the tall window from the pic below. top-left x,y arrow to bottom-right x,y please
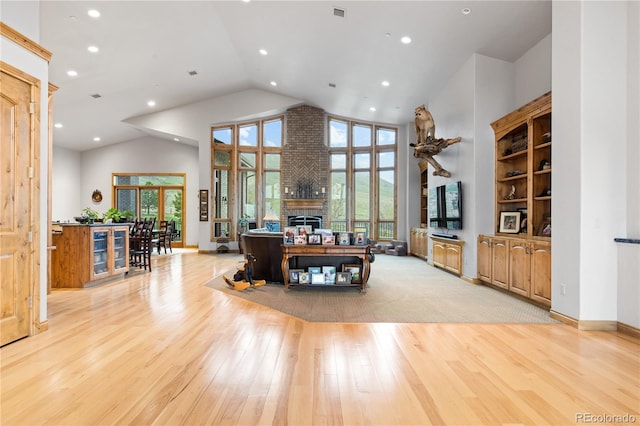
328,118 -> 397,240
211,116 -> 283,241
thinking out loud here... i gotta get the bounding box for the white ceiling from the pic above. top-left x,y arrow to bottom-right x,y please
39,1 -> 552,152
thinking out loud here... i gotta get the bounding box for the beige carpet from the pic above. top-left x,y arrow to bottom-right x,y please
206,254 -> 558,323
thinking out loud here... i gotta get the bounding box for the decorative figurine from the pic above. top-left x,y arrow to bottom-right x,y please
505,185 -> 516,200
410,106 -> 461,177
224,252 -> 266,291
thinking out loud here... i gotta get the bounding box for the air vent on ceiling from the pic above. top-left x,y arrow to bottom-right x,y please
328,83 -> 336,88
188,70 -> 198,76
333,7 -> 345,18
90,93 -> 102,99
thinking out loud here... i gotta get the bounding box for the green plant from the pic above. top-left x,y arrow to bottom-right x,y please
103,208 -> 123,222
81,207 -> 99,220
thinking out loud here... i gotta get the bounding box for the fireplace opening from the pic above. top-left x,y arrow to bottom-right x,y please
288,215 -> 322,230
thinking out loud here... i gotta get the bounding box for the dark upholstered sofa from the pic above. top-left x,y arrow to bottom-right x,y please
241,231 -> 375,284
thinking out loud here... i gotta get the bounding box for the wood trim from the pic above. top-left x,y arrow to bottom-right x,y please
549,310 -> 578,327
461,276 -> 481,285
284,199 -> 325,210
0,22 -> 52,62
578,320 -> 618,331
617,322 -> 640,339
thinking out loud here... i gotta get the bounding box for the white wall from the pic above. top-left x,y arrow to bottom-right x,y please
78,136 -> 200,246
52,146 -> 82,221
514,34 -> 552,107
553,0 -> 639,326
1,4 -> 50,321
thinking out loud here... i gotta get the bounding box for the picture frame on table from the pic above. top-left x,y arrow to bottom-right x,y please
307,233 -> 322,245
322,266 -> 336,284
296,225 -> 312,237
298,272 -> 310,284
354,231 -> 367,245
283,226 -> 296,244
315,228 -> 333,237
294,235 -> 307,245
289,269 -> 304,284
322,235 -> 335,245
499,211 -> 521,234
337,232 -> 351,246
308,266 -> 321,274
311,273 -> 325,285
342,264 -> 362,284
336,272 -> 351,285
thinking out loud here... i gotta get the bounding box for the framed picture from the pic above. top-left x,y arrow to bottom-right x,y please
199,189 -> 208,221
336,271 -> 351,285
296,225 -> 312,237
322,235 -> 335,245
538,216 -> 552,237
294,235 -> 307,245
354,231 -> 367,245
315,228 -> 333,237
307,233 -> 322,245
289,269 -> 304,284
322,266 -> 336,284
499,211 -> 521,234
342,264 -> 362,284
283,226 -> 296,244
308,266 -> 321,274
311,273 -> 325,285
298,272 -> 310,284
337,232 -> 351,246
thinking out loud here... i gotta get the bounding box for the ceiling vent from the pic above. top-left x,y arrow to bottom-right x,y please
90,93 -> 102,99
333,7 -> 345,18
188,70 -> 198,76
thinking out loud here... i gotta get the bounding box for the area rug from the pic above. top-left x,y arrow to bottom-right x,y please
206,254 -> 558,324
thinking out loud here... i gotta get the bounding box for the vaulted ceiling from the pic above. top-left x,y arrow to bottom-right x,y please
38,1 -> 552,151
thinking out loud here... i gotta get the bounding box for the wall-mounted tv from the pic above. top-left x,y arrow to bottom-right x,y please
428,181 -> 463,230
444,181 -> 463,230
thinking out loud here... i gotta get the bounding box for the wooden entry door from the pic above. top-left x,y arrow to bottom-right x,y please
0,68 -> 34,346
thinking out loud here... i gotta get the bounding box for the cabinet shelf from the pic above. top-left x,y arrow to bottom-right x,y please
497,174 -> 527,182
534,196 -> 552,201
535,142 -> 552,149
498,150 -> 528,161
498,198 -> 527,204
534,169 -> 552,175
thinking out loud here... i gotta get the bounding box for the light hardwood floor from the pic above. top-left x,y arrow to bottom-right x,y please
1,250 -> 638,425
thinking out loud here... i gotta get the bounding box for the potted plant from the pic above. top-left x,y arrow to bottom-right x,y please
103,208 -> 123,223
80,207 -> 99,224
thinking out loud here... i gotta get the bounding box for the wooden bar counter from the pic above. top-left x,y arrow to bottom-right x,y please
51,223 -> 129,288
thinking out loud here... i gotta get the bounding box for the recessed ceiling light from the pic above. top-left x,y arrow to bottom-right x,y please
88,46 -> 99,53
259,49 -> 268,55
54,123 -> 63,128
242,0 -> 251,3
147,100 -> 156,107
381,80 -> 390,87
93,137 -> 101,142
67,70 -> 78,77
385,32 -> 391,37
173,137 -> 180,142
370,107 -> 376,112
88,9 -> 100,18
270,81 -> 277,86
401,36 -> 412,44
462,7 -> 471,15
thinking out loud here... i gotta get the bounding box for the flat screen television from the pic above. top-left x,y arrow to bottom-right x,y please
428,186 -> 444,228
444,181 -> 463,230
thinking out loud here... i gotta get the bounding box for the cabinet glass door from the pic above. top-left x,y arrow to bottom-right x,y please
92,230 -> 109,277
113,228 -> 127,272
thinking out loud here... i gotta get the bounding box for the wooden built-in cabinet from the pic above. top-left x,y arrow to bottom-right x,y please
410,227 -> 428,260
477,234 -> 551,307
478,92 -> 552,308
419,161 -> 428,226
431,236 -> 463,277
52,224 -> 129,288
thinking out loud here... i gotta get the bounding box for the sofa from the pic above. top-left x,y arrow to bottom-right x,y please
241,232 -> 375,283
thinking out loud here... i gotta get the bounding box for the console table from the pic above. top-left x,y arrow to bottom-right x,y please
281,244 -> 371,292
